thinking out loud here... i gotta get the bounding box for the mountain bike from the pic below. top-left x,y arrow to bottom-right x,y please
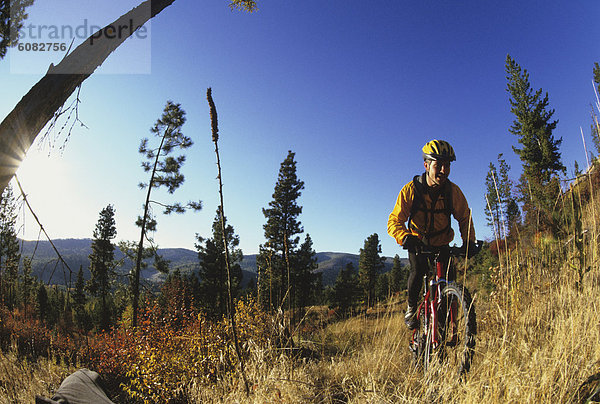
409,241 -> 482,376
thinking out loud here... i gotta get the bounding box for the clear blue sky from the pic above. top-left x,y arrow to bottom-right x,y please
2,0 -> 599,258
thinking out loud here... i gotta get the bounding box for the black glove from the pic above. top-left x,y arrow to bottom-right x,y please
462,240 -> 479,258
403,235 -> 423,253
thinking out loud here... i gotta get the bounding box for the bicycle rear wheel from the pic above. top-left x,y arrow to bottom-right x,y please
437,282 -> 476,375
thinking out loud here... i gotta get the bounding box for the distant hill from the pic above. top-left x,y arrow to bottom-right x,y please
18,239 -> 406,287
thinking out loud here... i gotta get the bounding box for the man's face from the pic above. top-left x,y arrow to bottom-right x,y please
424,159 -> 451,187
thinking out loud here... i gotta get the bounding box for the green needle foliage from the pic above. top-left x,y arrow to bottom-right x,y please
132,100 -> 201,327
195,207 -> 243,320
0,185 -> 20,309
485,153 -> 520,240
87,204 -> 117,331
358,233 -> 385,308
257,150 -> 305,312
593,62 -> 600,95
0,0 -> 35,59
505,55 -> 565,231
330,262 -> 361,317
293,233 -> 320,312
229,0 -> 258,12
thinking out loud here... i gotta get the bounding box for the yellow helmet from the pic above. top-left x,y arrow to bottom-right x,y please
422,139 -> 456,162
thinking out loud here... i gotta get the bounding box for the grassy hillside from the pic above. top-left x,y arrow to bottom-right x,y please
10,254 -> 600,403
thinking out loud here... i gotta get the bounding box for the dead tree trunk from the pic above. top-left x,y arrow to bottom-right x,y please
0,0 -> 176,194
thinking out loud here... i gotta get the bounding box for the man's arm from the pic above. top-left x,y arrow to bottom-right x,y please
451,184 -> 476,242
387,183 -> 415,245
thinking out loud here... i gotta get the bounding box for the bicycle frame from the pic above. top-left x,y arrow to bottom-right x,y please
409,241 -> 482,373
413,250 -> 451,350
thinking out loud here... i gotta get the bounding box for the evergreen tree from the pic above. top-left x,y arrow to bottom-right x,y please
87,205 -> 117,331
72,266 -> 86,312
389,255 -> 406,294
591,63 -> 600,157
195,207 -> 243,319
374,273 -> 389,302
358,233 -> 385,307
593,62 -> 600,95
0,0 -> 35,59
133,100 -> 201,327
20,257 -> 34,315
72,265 -> 89,331
330,262 -> 360,317
293,233 -> 320,311
257,150 -> 304,312
505,55 -> 565,229
245,277 -> 257,298
0,185 -> 20,308
36,283 -> 48,323
484,154 -> 520,239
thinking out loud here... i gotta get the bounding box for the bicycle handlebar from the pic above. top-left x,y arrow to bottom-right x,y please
404,240 -> 484,258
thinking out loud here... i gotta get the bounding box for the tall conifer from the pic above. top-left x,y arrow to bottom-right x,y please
195,207 -> 243,319
0,185 -> 20,308
133,101 -> 201,327
505,55 -> 565,229
330,262 -> 360,317
358,233 -> 385,308
257,150 -> 304,312
87,204 -> 117,331
293,233 -> 320,312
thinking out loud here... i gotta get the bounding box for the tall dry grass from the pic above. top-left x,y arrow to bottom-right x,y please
0,350 -> 75,403
190,263 -> 599,403
185,181 -> 600,403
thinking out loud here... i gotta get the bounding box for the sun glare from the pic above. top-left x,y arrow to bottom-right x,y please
13,148 -> 87,241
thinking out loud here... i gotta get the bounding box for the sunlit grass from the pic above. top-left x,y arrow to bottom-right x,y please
0,350 -> 74,403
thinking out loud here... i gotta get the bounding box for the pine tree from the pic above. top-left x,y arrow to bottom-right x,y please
0,185 -> 20,308
375,273 -> 389,302
257,150 -> 305,312
358,233 -> 385,308
133,101 -> 201,327
484,154 -> 520,239
594,62 -> 600,95
87,205 -> 117,331
72,265 -> 90,331
330,262 -> 360,317
591,63 -> 600,156
195,207 -> 243,319
20,257 -> 34,316
389,255 -> 406,294
0,0 -> 35,59
293,233 -> 319,312
505,55 -> 565,229
36,283 -> 48,322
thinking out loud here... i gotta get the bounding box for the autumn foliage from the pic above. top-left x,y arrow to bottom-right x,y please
0,294 -> 271,403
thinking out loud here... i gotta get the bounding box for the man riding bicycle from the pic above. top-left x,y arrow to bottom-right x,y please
387,139 -> 476,329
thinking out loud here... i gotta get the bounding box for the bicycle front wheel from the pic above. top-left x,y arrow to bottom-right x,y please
437,282 -> 476,375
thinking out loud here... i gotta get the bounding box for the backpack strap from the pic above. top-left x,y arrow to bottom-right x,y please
407,174 -> 454,244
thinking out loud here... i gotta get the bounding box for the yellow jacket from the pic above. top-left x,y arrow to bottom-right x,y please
387,174 -> 475,247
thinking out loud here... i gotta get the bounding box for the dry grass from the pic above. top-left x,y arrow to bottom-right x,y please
0,350 -> 75,403
3,252 -> 598,403
3,252 -> 599,403
186,216 -> 600,403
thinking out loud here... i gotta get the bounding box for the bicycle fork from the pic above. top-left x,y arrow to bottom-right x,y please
411,260 -> 458,352
431,260 -> 459,348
